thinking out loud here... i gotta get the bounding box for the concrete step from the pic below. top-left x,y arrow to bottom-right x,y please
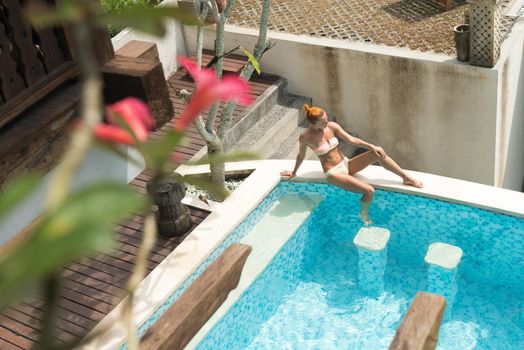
189,78 -> 287,161
270,119 -> 309,160
230,93 -> 311,159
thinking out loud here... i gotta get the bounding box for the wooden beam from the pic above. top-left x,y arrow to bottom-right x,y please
139,243 -> 252,350
389,292 -> 446,350
116,40 -> 159,61
0,81 -> 81,188
101,56 -> 174,129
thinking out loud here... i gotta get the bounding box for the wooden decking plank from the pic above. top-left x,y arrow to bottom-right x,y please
1,309 -> 41,335
29,297 -> 103,326
58,270 -> 126,298
64,264 -> 128,289
19,301 -> 92,336
75,256 -> 130,279
112,226 -> 167,252
0,314 -> 42,343
113,232 -> 172,258
13,303 -> 87,338
79,252 -> 136,276
2,308 -> 77,345
99,250 -> 156,272
0,337 -> 24,350
0,325 -> 34,349
57,285 -> 114,315
110,242 -> 165,265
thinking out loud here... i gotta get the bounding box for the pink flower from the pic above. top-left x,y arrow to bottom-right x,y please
94,98 -> 155,145
175,57 -> 252,130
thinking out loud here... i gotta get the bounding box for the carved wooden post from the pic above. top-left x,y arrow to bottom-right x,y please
148,180 -> 192,237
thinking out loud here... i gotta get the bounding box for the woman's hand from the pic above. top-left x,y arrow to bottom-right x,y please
371,145 -> 387,159
280,170 -> 296,178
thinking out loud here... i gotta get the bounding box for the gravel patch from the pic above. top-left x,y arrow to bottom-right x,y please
185,179 -> 245,202
229,0 -> 516,56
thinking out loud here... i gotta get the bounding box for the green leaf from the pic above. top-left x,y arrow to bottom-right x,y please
26,0 -> 103,27
143,129 -> 185,174
0,176 -> 40,220
173,174 -> 229,201
239,47 -> 260,75
97,6 -> 199,37
185,150 -> 260,166
0,183 -> 145,310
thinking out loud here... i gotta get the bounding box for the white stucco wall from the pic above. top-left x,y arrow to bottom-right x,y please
111,0 -> 187,78
496,20 -> 524,191
185,25 -> 501,185
0,145 -> 140,247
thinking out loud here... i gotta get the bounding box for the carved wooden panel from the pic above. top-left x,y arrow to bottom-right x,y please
1,0 -> 45,84
34,27 -> 64,72
0,17 -> 25,101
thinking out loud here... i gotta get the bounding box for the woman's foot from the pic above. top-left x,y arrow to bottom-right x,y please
359,211 -> 372,226
403,176 -> 423,188
360,201 -> 372,226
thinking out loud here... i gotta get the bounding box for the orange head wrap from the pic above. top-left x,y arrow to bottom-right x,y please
303,104 -> 325,124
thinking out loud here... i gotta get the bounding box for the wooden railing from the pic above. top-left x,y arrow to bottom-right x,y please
0,0 -> 78,129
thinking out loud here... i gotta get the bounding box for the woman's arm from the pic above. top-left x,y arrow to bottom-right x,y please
281,134 -> 308,178
330,122 -> 386,158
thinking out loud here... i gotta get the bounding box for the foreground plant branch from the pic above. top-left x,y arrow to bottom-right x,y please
123,209 -> 157,350
218,0 -> 271,137
45,21 -> 102,211
37,19 -> 102,347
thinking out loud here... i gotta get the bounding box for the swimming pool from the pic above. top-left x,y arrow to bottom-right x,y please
193,181 -> 524,349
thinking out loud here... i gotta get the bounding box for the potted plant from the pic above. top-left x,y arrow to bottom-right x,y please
454,23 -> 470,62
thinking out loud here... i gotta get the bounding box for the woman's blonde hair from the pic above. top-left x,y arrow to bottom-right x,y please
303,104 -> 325,124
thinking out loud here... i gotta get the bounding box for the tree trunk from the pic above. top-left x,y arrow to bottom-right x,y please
207,139 -> 225,189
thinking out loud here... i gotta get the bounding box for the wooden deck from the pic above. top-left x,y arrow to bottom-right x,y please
0,52 -> 278,350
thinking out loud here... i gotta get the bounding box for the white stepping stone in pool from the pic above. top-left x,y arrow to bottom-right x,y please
425,242 -> 463,317
424,242 -> 463,269
353,227 -> 391,296
353,227 -> 391,252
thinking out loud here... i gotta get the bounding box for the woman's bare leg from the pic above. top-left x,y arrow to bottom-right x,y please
349,151 -> 423,188
328,173 -> 375,225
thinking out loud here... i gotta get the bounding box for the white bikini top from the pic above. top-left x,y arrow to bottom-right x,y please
312,137 -> 339,156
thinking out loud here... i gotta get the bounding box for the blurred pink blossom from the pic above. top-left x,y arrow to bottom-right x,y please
175,57 -> 252,131
94,97 -> 155,145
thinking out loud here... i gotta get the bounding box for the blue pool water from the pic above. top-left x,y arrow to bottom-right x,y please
194,182 -> 524,350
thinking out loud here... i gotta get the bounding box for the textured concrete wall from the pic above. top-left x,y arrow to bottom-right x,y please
496,21 -> 524,191
185,25 -> 500,185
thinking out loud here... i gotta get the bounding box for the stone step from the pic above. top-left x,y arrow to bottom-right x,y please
230,93 -> 311,159
189,78 -> 287,161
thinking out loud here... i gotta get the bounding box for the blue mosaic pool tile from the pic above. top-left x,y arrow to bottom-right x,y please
195,183 -> 524,350
196,218 -> 316,350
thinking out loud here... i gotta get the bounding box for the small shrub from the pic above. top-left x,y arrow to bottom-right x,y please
100,0 -> 160,37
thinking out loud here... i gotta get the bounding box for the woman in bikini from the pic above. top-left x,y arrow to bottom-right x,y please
281,104 -> 423,225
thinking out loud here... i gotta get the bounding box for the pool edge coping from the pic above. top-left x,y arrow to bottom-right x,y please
76,160 -> 524,350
